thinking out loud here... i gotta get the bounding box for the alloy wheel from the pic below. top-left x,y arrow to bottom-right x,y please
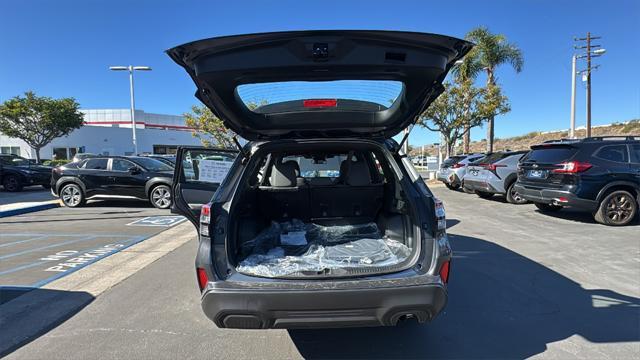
62,185 -> 82,207
605,193 -> 635,225
4,176 -> 19,191
152,186 -> 171,208
510,186 -> 525,204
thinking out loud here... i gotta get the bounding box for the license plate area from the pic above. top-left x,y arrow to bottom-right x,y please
526,169 -> 548,179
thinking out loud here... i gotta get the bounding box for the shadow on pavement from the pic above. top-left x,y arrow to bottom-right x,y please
84,199 -> 154,208
289,234 -> 640,359
535,208 -> 640,226
0,288 -> 94,357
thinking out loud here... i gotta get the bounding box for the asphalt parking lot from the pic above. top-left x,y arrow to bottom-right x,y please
3,185 -> 639,359
0,198 -> 185,304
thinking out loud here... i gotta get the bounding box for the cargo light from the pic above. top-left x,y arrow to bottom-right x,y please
439,261 -> 450,284
303,99 -> 337,108
552,161 -> 592,174
196,268 -> 208,291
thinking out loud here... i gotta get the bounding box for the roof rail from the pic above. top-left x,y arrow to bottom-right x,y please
583,136 -> 640,141
542,138 -> 577,143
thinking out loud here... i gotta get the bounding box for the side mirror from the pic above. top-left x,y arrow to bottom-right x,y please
128,166 -> 141,174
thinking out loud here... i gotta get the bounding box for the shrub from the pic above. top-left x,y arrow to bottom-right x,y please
43,159 -> 71,167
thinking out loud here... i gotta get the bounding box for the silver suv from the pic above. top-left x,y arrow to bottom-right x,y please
436,154 -> 485,190
462,151 -> 529,203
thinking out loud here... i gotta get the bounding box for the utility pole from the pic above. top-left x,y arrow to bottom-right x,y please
574,33 -> 604,138
570,54 -> 577,138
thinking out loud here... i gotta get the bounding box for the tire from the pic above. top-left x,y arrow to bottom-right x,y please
60,183 -> 85,207
445,182 -> 459,190
2,174 -> 22,192
150,184 -> 172,209
506,182 -> 528,204
594,190 -> 638,226
476,191 -> 494,199
534,203 -> 563,212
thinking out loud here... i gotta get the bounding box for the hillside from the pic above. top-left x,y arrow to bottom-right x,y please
409,119 -> 640,157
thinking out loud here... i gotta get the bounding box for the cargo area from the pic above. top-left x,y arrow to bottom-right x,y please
227,145 -> 420,278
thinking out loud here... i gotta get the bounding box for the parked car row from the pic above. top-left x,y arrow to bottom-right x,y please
437,136 -> 640,226
0,154 -> 52,191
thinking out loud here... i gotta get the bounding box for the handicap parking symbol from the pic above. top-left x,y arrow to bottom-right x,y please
126,216 -> 186,227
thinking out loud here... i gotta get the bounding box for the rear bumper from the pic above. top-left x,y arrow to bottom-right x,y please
201,282 -> 447,329
462,178 -> 500,193
514,183 -> 598,211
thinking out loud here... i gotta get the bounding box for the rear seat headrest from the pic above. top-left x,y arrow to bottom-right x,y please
346,161 -> 372,186
283,160 -> 300,177
270,161 -> 297,187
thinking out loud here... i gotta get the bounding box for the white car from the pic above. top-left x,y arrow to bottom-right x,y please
436,154 -> 485,190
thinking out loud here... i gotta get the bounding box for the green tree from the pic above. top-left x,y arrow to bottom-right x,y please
0,91 -> 84,162
451,48 -> 482,153
417,82 -> 487,158
465,27 -> 524,153
183,104 -> 236,149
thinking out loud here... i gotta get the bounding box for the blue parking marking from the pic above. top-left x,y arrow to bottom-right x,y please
126,216 -> 186,227
27,235 -> 147,288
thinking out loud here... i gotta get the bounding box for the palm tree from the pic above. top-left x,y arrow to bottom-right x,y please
465,27 -> 524,153
451,48 -> 482,153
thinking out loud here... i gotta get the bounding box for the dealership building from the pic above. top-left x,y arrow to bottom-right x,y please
0,109 -> 203,160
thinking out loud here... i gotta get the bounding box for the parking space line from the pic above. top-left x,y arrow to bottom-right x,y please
0,235 -> 50,248
0,261 -> 47,276
0,236 -> 98,261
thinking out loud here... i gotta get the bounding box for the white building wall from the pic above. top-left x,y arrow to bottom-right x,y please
1,126 -> 202,159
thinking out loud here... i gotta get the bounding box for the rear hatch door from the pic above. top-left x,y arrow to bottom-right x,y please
167,30 -> 473,140
518,144 -> 580,188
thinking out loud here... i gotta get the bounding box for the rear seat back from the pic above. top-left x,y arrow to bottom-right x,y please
310,160 -> 383,220
258,161 -> 310,221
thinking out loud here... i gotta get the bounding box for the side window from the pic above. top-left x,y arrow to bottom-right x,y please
631,144 -> 640,163
112,159 -> 134,171
83,158 -> 109,170
594,145 -> 629,163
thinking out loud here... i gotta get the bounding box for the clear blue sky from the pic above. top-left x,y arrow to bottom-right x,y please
1,0 -> 638,146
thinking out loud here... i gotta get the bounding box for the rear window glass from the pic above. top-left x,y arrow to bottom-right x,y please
83,158 -> 108,170
523,147 -> 578,163
284,155 -> 347,178
594,145 -> 629,163
236,80 -> 403,112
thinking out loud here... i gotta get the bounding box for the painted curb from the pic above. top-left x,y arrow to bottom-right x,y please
0,202 -> 60,218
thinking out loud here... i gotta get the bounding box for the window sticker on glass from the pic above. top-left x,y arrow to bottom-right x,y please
198,159 -> 233,183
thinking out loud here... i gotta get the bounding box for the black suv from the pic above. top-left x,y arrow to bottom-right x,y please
51,156 -> 174,209
0,154 -> 52,192
515,136 -> 640,226
168,30 -> 470,329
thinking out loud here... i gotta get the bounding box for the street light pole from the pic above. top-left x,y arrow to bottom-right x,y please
128,66 -> 138,154
109,65 -> 152,155
570,54 -> 577,138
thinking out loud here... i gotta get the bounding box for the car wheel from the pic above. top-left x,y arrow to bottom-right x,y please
60,183 -> 85,207
2,175 -> 22,192
506,182 -> 528,204
445,183 -> 458,190
150,185 -> 172,209
594,190 -> 638,226
476,191 -> 493,199
534,203 -> 563,212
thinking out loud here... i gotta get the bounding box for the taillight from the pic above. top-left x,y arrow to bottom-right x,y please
451,163 -> 464,169
439,261 -> 450,284
484,164 -> 506,172
435,198 -> 446,231
303,99 -> 337,108
199,203 -> 211,236
552,161 -> 592,174
196,267 -> 208,291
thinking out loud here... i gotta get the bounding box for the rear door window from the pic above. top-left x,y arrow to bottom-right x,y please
522,146 -> 578,164
83,158 -> 108,170
631,144 -> 640,163
594,145 -> 629,163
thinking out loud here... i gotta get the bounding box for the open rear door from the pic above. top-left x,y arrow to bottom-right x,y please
171,147 -> 239,226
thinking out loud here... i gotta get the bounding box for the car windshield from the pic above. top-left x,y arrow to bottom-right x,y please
131,157 -> 174,172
